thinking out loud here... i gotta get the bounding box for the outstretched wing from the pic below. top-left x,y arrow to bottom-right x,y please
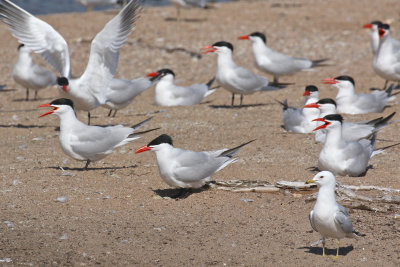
80,0 -> 142,100
0,0 -> 70,77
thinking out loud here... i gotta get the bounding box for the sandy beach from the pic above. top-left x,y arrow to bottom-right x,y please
0,0 -> 400,265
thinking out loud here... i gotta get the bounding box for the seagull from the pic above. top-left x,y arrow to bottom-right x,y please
323,75 -> 394,114
201,41 -> 288,106
12,44 -> 57,101
102,76 -> 154,117
313,114 -> 379,176
304,98 -> 396,143
136,134 -> 254,189
0,0 -> 142,124
38,98 -> 158,169
75,0 -> 124,12
373,23 -> 400,90
277,85 -> 320,133
306,171 -> 365,258
146,69 -> 216,106
363,21 -> 382,55
169,0 -> 207,21
238,32 -> 329,83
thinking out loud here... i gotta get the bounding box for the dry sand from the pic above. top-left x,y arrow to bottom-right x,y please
1,0 -> 400,265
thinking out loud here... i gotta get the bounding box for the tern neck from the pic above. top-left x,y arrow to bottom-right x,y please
324,124 -> 344,147
17,49 -> 33,65
217,51 -> 236,70
57,108 -> 83,132
336,84 -> 355,98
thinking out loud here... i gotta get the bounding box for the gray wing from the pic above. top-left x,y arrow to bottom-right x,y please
309,210 -> 318,232
105,77 -> 152,104
184,0 -> 207,8
232,65 -> 268,92
0,0 -> 70,77
334,204 -> 354,234
80,0 -> 142,101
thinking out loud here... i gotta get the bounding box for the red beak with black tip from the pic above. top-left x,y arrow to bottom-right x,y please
312,118 -> 331,131
238,35 -> 249,40
135,145 -> 152,154
363,23 -> 372,29
323,78 -> 338,84
38,103 -> 58,117
304,103 -> 320,109
200,45 -> 217,54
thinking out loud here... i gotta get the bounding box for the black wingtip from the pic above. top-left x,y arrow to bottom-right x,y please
206,76 -> 216,88
219,139 -> 255,158
131,116 -> 153,130
353,230 -> 366,237
128,127 -> 161,139
311,58 -> 330,67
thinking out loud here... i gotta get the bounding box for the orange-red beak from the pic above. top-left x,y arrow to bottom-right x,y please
238,35 -> 249,40
304,103 -> 320,108
146,72 -> 158,78
62,85 -> 68,93
323,78 -> 338,84
38,103 -> 57,117
136,145 -> 152,154
303,91 -> 311,96
379,28 -> 385,38
363,23 -> 372,29
201,45 -> 217,54
312,118 -> 330,131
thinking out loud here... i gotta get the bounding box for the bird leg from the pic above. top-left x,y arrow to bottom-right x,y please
231,93 -> 235,106
107,109 -> 113,117
112,110 -> 118,117
34,90 -> 38,100
383,80 -> 388,90
273,76 -> 279,84
84,160 -> 91,170
240,94 -> 243,106
322,237 -> 326,257
25,88 -> 29,101
332,240 -> 340,259
88,112 -> 91,125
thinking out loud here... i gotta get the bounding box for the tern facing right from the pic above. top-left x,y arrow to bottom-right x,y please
146,69 -> 216,106
306,171 -> 365,258
39,98 -> 158,169
13,44 -> 56,101
202,41 -> 287,106
136,134 -> 254,189
239,32 -> 329,83
323,75 -> 394,114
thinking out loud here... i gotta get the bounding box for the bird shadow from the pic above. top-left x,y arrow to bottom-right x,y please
46,165 -> 138,172
298,245 -> 354,256
0,124 -> 50,129
164,17 -> 207,23
153,186 -> 209,200
12,97 -> 53,102
209,103 -> 269,109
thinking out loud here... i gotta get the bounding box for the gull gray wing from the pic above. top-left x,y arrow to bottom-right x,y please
309,210 -> 318,232
334,204 -> 354,234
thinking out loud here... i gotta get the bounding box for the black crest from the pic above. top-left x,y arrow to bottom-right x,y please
324,114 -> 343,123
305,85 -> 318,92
50,98 -> 74,108
17,43 -> 25,50
380,24 -> 390,30
249,32 -> 266,43
212,41 -> 234,52
334,75 -> 355,86
158,69 -> 175,77
57,77 -> 69,86
371,21 -> 382,27
318,98 -> 336,106
148,134 -> 173,147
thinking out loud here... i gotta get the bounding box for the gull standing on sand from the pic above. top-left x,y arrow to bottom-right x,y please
146,68 -> 216,106
0,0 -> 142,124
136,134 -> 254,189
39,98 -> 158,170
323,75 -> 394,114
306,171 -> 365,258
12,44 -> 56,101
201,41 -> 287,106
239,32 -> 328,83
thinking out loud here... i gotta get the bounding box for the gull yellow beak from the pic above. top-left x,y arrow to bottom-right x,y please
305,179 -> 315,184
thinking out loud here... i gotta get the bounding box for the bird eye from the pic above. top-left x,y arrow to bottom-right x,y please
319,176 -> 324,179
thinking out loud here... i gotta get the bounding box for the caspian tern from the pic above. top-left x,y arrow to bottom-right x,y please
146,69 -> 216,106
12,44 -> 57,101
373,24 -> 400,89
277,85 -> 320,133
102,77 -> 154,117
201,41 -> 288,106
323,75 -> 394,114
169,0 -> 207,21
304,98 -> 396,143
0,0 -> 142,124
313,114 -> 379,176
306,171 -> 365,258
363,21 -> 382,55
76,0 -> 123,12
38,98 -> 158,169
239,32 -> 329,83
136,134 -> 254,189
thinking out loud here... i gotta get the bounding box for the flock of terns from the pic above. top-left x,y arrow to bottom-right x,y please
1,0 -> 399,259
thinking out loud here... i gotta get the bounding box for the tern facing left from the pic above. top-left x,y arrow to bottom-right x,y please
323,75 -> 394,114
239,32 -> 329,83
136,134 -> 254,189
363,21 -> 382,55
39,98 -> 158,169
306,171 -> 365,258
13,44 -> 57,101
201,41 -> 287,106
147,68 -> 216,106
313,114 -> 378,176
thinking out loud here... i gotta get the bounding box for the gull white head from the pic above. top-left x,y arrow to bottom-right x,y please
306,171 -> 336,188
136,134 -> 173,153
38,98 -> 74,117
